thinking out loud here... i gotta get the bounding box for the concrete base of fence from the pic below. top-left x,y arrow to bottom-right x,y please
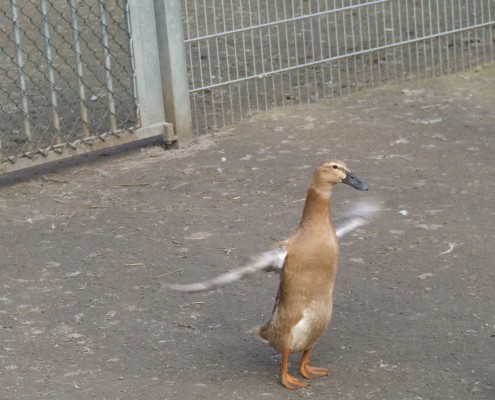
0,122 -> 173,175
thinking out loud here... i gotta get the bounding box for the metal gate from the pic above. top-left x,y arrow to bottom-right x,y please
0,0 -> 190,174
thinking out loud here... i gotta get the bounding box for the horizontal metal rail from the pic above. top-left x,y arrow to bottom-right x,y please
184,0 -> 390,43
189,20 -> 495,93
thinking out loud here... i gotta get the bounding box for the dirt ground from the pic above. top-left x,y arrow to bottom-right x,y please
1,65 -> 494,400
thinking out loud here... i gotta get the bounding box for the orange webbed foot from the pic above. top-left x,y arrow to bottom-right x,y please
280,348 -> 306,390
300,364 -> 329,380
281,371 -> 306,390
299,348 -> 329,380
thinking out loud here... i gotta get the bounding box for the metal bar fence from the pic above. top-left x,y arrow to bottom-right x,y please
183,0 -> 495,135
0,0 -> 175,174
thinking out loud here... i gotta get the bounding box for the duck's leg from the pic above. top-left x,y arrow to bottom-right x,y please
299,349 -> 329,379
280,349 -> 306,389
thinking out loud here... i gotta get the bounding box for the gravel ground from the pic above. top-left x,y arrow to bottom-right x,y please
1,65 -> 494,400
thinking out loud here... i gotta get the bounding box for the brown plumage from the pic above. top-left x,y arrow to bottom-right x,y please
254,160 -> 368,389
162,160 -> 374,389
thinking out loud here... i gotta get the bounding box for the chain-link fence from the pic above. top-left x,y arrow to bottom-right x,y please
183,0 -> 495,135
0,0 -> 141,171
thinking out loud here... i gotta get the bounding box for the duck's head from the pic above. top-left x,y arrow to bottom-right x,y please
314,160 -> 368,191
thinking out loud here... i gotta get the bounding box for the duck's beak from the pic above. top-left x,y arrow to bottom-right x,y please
342,170 -> 368,190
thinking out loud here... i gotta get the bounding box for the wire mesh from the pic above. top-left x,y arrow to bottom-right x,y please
183,0 -> 495,135
0,0 -> 137,166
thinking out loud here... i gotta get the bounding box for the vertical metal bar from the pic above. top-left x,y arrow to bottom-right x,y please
341,0 -> 350,95
405,0 -> 413,80
11,0 -> 31,144
365,0 -> 375,87
282,0 -> 294,105
254,0 -> 263,107
428,0 -> 435,76
334,0 -> 343,96
443,0 -> 449,73
450,0 -> 458,72
297,0 -> 308,102
465,0 -> 473,67
265,1 -> 277,107
274,0 -> 287,106
229,0 -> 243,119
412,0 -> 421,78
452,0 -> 457,69
382,0 -> 389,81
40,0 -> 61,144
442,0 -> 448,74
307,0 -> 318,100
374,0 -> 382,83
212,0 -> 225,127
488,0 -> 494,62
123,1 -> 138,126
435,0 -> 448,74
98,0 -> 117,133
419,0 -> 428,77
248,0 -> 260,111
349,0 -> 358,91
459,0 -> 465,71
357,0 -> 366,88
306,0 -> 316,101
324,0 -> 335,98
316,0 -> 327,99
69,0 -> 90,138
472,0 -> 480,65
221,0 -> 230,123
487,0 -> 493,62
433,0 -> 439,74
397,0 -> 405,82
239,0 -> 253,112
202,0 -> 218,129
256,0 -> 268,109
479,0 -> 486,63
183,0 -> 199,134
291,0 -> 302,103
389,0 -> 398,81
193,0 -> 208,133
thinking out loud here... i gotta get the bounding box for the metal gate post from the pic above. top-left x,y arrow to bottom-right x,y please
153,0 -> 193,143
127,0 -> 174,142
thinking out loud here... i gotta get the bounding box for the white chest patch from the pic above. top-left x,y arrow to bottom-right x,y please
290,308 -> 313,350
290,286 -> 335,352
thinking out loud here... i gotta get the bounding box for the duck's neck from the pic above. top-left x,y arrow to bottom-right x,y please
299,185 -> 332,228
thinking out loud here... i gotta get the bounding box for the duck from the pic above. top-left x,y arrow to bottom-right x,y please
162,160 -> 377,389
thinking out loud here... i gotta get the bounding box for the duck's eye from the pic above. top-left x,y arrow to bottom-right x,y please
332,165 -> 338,169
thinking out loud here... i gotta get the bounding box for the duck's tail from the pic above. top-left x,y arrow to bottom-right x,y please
250,323 -> 269,344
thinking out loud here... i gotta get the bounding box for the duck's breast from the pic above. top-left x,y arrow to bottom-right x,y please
267,234 -> 338,352
289,284 -> 334,352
